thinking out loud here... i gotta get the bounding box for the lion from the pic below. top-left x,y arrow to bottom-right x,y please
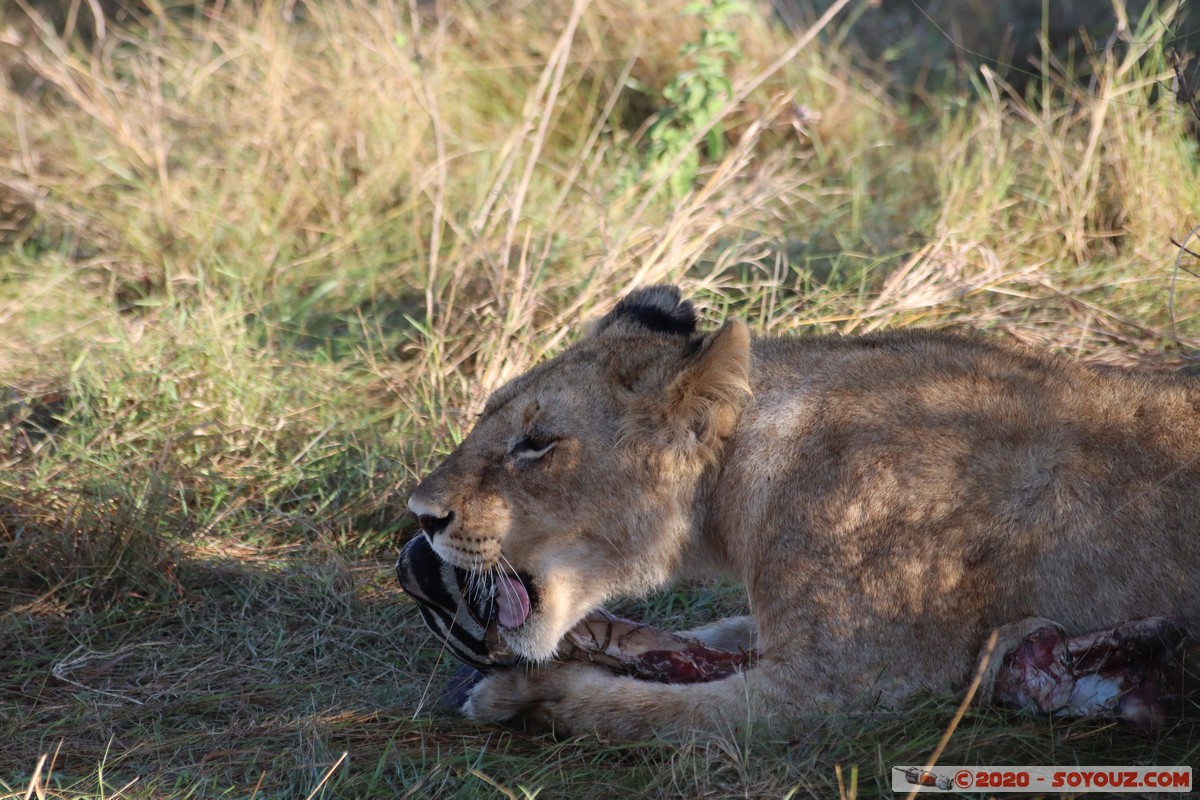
406,285 -> 1200,739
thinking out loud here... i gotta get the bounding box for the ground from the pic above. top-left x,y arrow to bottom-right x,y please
1,0 -> 1199,797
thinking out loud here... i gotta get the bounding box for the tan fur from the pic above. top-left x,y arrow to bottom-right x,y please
407,285 -> 1200,739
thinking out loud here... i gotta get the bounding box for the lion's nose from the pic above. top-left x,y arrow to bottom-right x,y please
417,511 -> 454,536
408,496 -> 454,537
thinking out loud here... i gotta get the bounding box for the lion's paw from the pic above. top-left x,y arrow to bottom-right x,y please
461,661 -> 593,735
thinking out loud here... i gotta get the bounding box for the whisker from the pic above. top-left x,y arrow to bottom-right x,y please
498,553 -> 527,592
412,599 -> 466,720
495,553 -> 526,611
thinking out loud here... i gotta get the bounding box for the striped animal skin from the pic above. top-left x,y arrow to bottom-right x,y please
395,533 -> 518,670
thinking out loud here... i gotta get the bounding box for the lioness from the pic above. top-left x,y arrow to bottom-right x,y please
407,285 -> 1200,738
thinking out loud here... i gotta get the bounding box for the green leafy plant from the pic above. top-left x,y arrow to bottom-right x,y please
646,0 -> 749,196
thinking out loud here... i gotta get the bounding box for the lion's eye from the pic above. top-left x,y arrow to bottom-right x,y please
511,435 -> 556,460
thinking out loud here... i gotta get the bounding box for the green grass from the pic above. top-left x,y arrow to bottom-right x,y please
1,0 -> 1199,797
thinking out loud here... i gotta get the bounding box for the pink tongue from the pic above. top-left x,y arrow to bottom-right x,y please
496,575 -> 530,629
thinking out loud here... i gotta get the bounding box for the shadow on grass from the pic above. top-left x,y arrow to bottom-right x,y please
1,547 -> 774,799
2,547 -> 445,798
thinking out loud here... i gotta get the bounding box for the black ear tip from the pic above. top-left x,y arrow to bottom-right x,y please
625,284 -> 681,305
601,284 -> 697,336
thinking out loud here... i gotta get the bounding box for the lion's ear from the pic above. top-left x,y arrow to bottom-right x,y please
587,285 -> 697,338
662,320 -> 751,462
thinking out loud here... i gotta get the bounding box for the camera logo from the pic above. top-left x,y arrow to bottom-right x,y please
895,767 -> 955,791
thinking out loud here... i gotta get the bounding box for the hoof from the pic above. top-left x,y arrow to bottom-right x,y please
442,664 -> 485,712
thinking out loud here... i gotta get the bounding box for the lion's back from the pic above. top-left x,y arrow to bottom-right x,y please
722,330 -> 1200,652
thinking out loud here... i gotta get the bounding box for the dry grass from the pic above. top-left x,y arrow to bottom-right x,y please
1,0 -> 1199,796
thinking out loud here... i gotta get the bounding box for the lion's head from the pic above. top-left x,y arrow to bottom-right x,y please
407,286 -> 751,661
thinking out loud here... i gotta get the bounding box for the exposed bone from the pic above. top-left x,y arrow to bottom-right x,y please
993,616 -> 1185,727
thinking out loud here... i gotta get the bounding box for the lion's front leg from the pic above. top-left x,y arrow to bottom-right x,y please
462,659 -> 799,739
